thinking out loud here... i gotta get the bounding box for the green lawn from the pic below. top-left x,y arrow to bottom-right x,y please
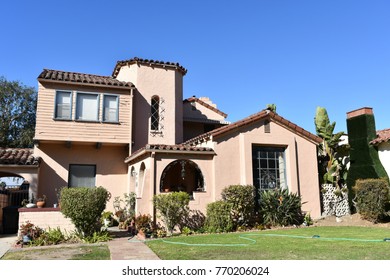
147,226 -> 390,260
1,244 -> 110,260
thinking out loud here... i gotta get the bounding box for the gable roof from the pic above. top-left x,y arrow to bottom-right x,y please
184,110 -> 322,145
183,97 -> 228,118
112,57 -> 187,78
125,144 -> 214,164
38,69 -> 135,89
0,148 -> 41,166
370,128 -> 390,145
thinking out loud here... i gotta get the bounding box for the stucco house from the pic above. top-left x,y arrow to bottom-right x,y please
0,57 -> 322,232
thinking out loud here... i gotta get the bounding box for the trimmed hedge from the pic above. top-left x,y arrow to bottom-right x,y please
205,201 -> 234,233
221,185 -> 256,227
353,178 -> 390,223
60,186 -> 110,237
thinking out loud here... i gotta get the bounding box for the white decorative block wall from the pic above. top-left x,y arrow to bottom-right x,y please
321,184 -> 350,217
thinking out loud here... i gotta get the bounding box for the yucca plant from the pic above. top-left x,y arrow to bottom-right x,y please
258,189 -> 303,226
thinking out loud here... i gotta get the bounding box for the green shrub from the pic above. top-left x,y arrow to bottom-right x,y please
205,201 -> 234,233
221,185 -> 256,227
60,186 -> 110,237
258,189 -> 303,226
153,191 -> 190,234
353,178 -> 390,223
82,230 -> 112,243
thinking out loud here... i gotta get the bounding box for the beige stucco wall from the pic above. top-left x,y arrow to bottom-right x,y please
33,142 -> 128,212
115,64 -> 184,151
212,119 -> 321,218
19,210 -> 75,233
35,82 -> 132,144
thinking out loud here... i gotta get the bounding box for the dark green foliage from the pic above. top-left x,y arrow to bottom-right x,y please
346,114 -> 388,191
205,201 -> 234,233
353,178 -> 390,223
153,191 -> 190,234
60,187 -> 110,237
135,214 -> 153,234
221,185 -> 256,227
258,189 -> 303,226
0,76 -> 37,147
180,209 -> 206,232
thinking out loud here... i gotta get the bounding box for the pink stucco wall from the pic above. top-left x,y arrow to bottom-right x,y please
34,142 -> 128,212
115,64 -> 184,151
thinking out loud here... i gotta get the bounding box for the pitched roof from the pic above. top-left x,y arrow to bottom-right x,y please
112,57 -> 187,78
184,110 -> 323,145
38,69 -> 135,89
0,148 -> 41,166
183,97 -> 228,118
370,128 -> 390,145
125,144 -> 214,163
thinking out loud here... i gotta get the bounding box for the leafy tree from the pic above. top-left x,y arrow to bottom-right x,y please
0,76 -> 37,147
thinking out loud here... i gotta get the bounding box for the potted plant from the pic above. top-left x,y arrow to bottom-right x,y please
36,195 -> 46,208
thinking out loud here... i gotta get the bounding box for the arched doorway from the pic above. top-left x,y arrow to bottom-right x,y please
160,160 -> 205,196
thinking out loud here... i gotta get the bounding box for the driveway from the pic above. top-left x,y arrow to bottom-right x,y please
0,234 -> 17,259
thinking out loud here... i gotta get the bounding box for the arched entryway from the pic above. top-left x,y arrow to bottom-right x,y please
160,160 -> 205,195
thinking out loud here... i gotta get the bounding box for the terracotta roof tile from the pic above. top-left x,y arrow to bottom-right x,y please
184,97 -> 228,118
0,148 -> 41,166
184,110 -> 322,145
370,128 -> 390,145
38,69 -> 134,89
125,144 -> 214,163
112,57 -> 187,78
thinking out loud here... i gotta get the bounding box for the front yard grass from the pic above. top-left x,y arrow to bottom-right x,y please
147,226 -> 390,260
1,244 -> 110,260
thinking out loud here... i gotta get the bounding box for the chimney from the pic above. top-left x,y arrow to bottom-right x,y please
346,107 -> 388,193
346,107 -> 373,119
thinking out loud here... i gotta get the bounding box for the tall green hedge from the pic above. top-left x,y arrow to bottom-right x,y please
60,186 -> 110,237
346,114 -> 388,191
353,178 -> 390,223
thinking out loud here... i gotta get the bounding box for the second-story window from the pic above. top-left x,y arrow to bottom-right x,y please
55,91 -> 72,119
103,95 -> 119,122
76,92 -> 99,121
150,95 -> 160,131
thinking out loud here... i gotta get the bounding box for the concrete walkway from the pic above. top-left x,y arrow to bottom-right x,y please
0,234 -> 18,259
107,229 -> 160,260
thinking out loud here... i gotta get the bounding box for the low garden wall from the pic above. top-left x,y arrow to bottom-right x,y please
18,208 -> 75,234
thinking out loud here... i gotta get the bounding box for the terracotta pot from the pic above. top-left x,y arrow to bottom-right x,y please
36,201 -> 45,208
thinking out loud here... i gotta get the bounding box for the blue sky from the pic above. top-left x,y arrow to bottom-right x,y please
1,0 -> 389,134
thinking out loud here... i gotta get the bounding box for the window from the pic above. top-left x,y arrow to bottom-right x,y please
150,95 -> 160,130
76,93 -> 99,121
252,146 -> 287,191
55,91 -> 72,119
69,164 -> 96,187
103,95 -> 119,122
